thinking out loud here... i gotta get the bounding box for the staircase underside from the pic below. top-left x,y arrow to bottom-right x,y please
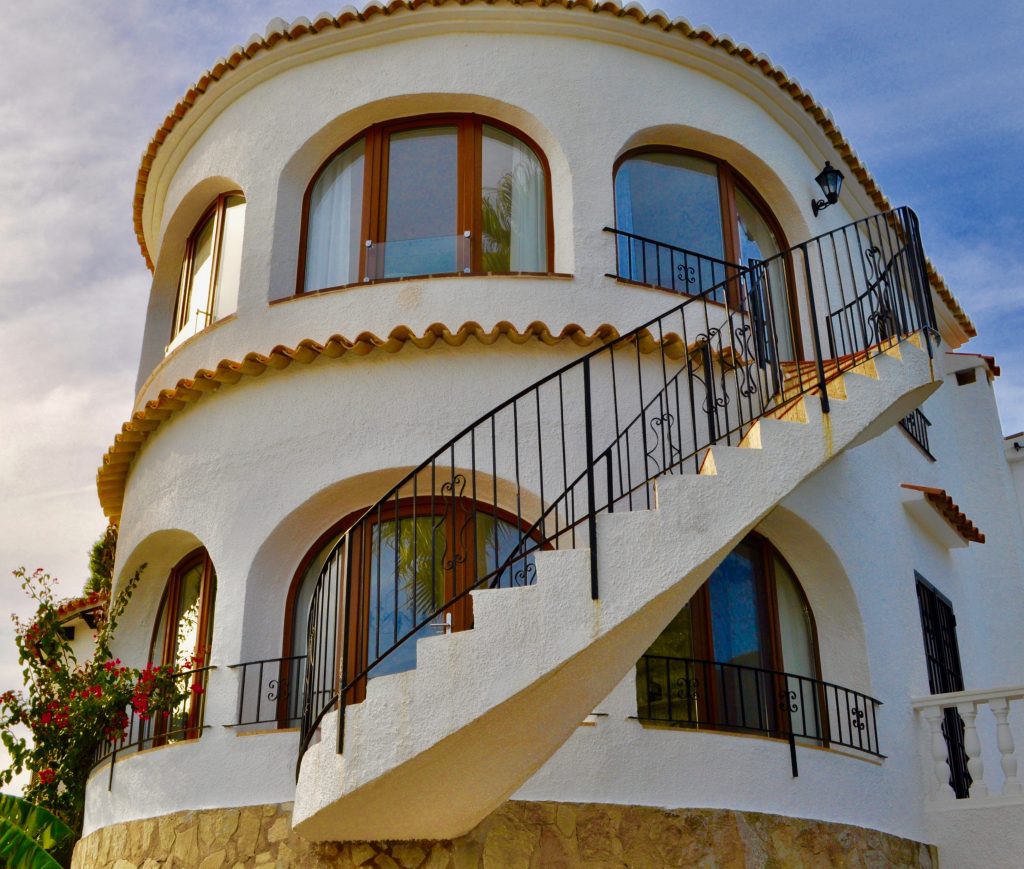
294,335 -> 939,841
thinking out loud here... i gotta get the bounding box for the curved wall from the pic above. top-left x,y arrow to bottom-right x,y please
133,7 -> 863,403
91,5 -> 1001,850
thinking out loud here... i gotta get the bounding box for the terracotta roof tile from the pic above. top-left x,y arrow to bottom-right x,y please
97,319 -> 729,523
948,352 -> 1000,378
900,483 -> 986,544
129,0 -> 975,337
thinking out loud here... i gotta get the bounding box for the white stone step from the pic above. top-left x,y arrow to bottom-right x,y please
293,334 -> 941,842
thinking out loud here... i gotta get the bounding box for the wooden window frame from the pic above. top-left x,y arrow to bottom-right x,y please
283,498 -> 543,709
344,497 -> 542,703
612,148 -> 804,358
296,114 -> 555,295
171,192 -> 244,343
148,548 -> 217,741
640,532 -> 825,740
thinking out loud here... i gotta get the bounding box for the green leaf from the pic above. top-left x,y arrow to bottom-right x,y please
0,795 -> 72,867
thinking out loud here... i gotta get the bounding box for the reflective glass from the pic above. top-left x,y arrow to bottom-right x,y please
614,154 -> 726,294
736,188 -> 793,359
367,517 -> 445,678
304,140 -> 365,290
213,195 -> 245,318
474,513 -> 536,589
291,532 -> 344,658
481,126 -> 547,272
383,127 -> 458,277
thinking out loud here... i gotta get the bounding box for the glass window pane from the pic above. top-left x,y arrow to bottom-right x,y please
149,591 -> 169,665
291,532 -> 344,659
708,545 -> 764,668
474,513 -> 536,589
304,140 -> 365,291
635,603 -> 699,725
775,557 -> 815,679
736,188 -> 793,359
774,555 -> 821,740
172,563 -> 204,670
481,126 -> 547,272
213,195 -> 245,319
176,214 -> 215,340
708,543 -> 769,731
614,153 -> 726,293
383,127 -> 458,278
368,516 -> 445,678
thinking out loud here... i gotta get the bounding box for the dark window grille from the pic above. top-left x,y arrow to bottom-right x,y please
228,655 -> 306,728
636,655 -> 883,775
915,574 -> 970,798
899,408 -> 934,459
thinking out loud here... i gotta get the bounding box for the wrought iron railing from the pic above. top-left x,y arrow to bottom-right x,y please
297,207 -> 936,771
90,666 -> 213,789
899,407 -> 934,459
636,655 -> 883,775
229,655 -> 305,728
605,227 -> 738,300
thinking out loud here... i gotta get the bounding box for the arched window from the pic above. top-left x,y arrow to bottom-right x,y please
149,549 -> 216,738
287,501 -> 537,695
614,150 -> 796,358
170,192 -> 245,348
636,534 -> 820,740
300,116 -> 551,292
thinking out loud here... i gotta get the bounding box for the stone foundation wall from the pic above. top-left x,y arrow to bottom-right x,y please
72,801 -> 936,868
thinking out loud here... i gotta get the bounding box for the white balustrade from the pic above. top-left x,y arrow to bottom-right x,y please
913,685 -> 1024,804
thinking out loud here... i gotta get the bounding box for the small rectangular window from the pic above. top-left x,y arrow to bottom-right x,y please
955,369 -> 977,386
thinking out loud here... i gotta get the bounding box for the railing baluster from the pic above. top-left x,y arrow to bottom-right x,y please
295,210 -> 932,769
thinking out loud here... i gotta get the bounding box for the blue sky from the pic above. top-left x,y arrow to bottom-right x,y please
0,1 -> 1020,770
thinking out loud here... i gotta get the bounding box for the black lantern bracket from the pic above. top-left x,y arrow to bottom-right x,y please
812,161 -> 845,216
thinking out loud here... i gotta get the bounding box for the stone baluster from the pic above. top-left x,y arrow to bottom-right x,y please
988,697 -> 1023,796
956,700 -> 988,798
921,705 -> 955,802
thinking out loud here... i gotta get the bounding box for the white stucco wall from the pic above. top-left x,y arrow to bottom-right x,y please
132,5 -> 920,404
85,4 -> 1023,851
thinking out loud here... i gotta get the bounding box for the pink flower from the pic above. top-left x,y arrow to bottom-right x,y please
38,768 -> 55,785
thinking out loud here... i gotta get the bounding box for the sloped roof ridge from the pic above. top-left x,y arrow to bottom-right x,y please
132,0 -> 975,336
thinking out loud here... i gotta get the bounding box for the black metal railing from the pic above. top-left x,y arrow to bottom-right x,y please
899,407 -> 934,459
605,227 -> 738,300
297,207 -> 936,771
636,655 -> 883,775
229,655 -> 306,728
90,666 -> 213,789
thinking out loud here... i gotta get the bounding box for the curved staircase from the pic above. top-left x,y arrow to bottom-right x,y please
292,208 -> 941,840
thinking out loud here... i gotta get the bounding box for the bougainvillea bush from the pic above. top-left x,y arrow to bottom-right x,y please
0,565 -> 194,843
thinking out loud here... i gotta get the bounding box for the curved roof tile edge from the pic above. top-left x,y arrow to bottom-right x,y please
131,0 -> 976,338
900,483 -> 986,544
98,318 -> 708,522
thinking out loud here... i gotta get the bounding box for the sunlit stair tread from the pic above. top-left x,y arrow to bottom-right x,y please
293,335 -> 938,841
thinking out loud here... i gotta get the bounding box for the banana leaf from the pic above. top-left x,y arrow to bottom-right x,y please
0,794 -> 72,869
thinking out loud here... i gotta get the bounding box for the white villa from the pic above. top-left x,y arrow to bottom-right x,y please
73,3 -> 1024,867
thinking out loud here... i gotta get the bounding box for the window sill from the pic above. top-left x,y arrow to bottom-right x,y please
606,273 -> 732,310
631,719 -> 885,765
272,272 -> 575,305
163,313 -> 237,357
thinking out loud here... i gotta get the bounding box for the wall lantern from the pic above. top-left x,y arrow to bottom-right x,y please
811,161 -> 844,216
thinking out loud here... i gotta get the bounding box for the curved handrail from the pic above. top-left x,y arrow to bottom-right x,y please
637,654 -> 884,762
90,665 -> 214,789
297,206 -> 935,769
